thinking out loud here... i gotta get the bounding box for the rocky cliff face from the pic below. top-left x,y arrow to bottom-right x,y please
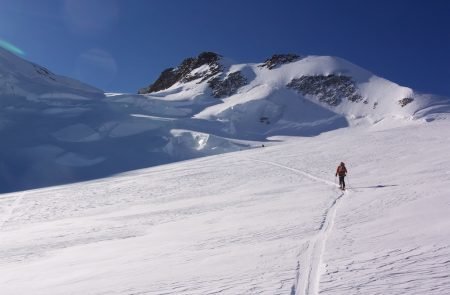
287,74 -> 363,106
138,52 -> 222,94
208,71 -> 247,98
259,54 -> 302,70
138,51 -> 251,98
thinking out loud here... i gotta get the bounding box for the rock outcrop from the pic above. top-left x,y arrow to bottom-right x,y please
208,71 -> 247,98
287,74 -> 363,106
138,52 -> 223,94
139,52 -> 249,98
398,97 -> 414,107
33,64 -> 56,81
259,54 -> 301,70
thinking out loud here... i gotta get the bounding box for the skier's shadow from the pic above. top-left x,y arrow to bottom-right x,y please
350,184 -> 399,189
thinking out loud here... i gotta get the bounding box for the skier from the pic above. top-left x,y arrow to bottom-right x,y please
335,162 -> 347,190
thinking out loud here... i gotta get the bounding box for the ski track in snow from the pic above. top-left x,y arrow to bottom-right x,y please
248,158 -> 344,295
302,192 -> 344,295
249,159 -> 336,187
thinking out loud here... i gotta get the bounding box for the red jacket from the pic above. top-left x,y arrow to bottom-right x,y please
336,165 -> 347,176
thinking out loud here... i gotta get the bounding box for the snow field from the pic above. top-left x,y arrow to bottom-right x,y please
1,118 -> 449,294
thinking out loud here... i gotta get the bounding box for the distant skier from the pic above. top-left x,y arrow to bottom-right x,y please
335,162 -> 347,190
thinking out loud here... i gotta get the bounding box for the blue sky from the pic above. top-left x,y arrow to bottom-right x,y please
1,0 -> 449,96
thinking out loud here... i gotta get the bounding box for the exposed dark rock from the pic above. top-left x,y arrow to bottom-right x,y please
259,54 -> 301,70
33,64 -> 56,81
138,52 -> 223,94
373,102 -> 378,109
287,74 -> 363,106
138,51 -> 249,98
196,52 -> 221,66
208,71 -> 248,98
181,52 -> 222,83
138,68 -> 178,94
398,97 -> 414,107
260,117 -> 270,124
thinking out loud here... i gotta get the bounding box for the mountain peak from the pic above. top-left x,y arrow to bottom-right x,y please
138,51 -> 223,94
137,52 -> 450,126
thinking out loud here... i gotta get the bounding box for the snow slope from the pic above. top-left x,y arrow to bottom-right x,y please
0,48 -> 102,99
0,119 -> 449,294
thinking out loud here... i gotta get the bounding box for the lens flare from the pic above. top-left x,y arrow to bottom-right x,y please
0,39 -> 25,56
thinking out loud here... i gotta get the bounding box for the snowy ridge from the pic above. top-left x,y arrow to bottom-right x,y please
0,48 -> 102,98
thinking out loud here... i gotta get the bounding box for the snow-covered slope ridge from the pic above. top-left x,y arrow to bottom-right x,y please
0,48 -> 103,99
0,49 -> 449,193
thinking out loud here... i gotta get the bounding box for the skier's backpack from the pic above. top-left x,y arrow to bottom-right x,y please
337,165 -> 347,176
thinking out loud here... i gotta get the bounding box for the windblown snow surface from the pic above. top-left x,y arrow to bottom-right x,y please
0,117 -> 449,295
1,49 -> 450,294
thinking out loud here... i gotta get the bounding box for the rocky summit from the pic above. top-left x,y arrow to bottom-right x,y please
138,53 -> 305,98
138,52 -> 222,94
